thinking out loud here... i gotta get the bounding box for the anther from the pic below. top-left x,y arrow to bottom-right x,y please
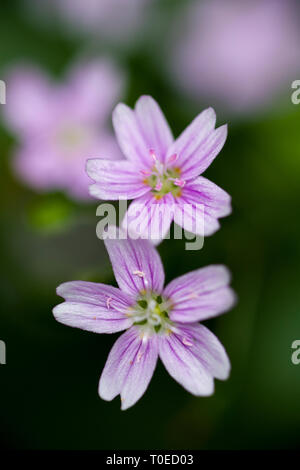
167,153 -> 178,164
182,337 -> 193,347
154,181 -> 162,191
133,270 -> 146,278
173,178 -> 186,188
149,149 -> 157,162
137,352 -> 143,363
188,292 -> 198,300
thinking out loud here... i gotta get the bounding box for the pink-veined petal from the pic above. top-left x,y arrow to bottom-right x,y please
173,176 -> 231,236
135,95 -> 173,162
122,192 -> 174,244
159,323 -> 230,389
164,265 -> 236,323
178,125 -> 228,180
113,103 -> 151,167
86,159 -> 150,200
181,323 -> 231,380
53,281 -> 134,333
158,326 -> 214,396
112,95 -> 173,167
166,107 -> 219,179
104,227 -> 165,296
99,326 -> 158,410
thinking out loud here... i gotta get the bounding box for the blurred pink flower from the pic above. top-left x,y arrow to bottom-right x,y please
3,59 -> 124,200
169,0 -> 300,114
30,0 -> 149,42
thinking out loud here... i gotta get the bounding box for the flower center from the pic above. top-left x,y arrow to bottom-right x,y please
128,292 -> 173,335
141,150 -> 185,199
56,124 -> 90,151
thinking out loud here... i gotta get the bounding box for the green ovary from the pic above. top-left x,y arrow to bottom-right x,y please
57,124 -> 89,151
130,293 -> 173,334
146,167 -> 182,198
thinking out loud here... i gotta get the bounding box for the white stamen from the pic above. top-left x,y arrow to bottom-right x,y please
148,313 -> 161,326
133,270 -> 149,287
188,292 -> 198,299
149,149 -> 164,174
154,181 -> 162,191
172,178 -> 186,188
106,297 -> 112,309
167,153 -> 178,164
182,337 -> 193,347
149,149 -> 157,162
133,270 -> 145,278
136,352 -> 143,363
133,312 -> 147,323
147,299 -> 156,312
174,292 -> 198,304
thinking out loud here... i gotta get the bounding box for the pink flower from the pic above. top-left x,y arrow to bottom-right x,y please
30,0 -> 149,43
53,229 -> 236,410
3,59 -> 124,200
87,95 -> 231,241
168,0 -> 300,114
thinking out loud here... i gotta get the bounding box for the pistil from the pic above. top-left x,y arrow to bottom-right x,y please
141,149 -> 185,198
129,292 -> 173,334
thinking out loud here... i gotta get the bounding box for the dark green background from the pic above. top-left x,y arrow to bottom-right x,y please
0,0 -> 300,449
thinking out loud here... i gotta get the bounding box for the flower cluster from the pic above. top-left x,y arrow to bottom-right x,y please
53,96 -> 236,409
